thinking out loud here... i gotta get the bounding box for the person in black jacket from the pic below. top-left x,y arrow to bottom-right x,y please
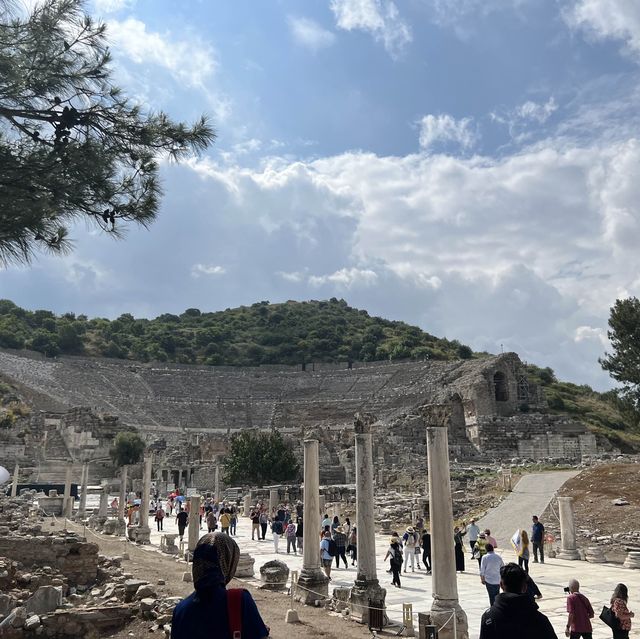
479,563 -> 557,639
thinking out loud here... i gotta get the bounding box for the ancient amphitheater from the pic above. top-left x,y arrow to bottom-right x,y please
0,349 -> 596,488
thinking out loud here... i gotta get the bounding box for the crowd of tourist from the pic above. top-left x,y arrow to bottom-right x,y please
132,492 -> 634,639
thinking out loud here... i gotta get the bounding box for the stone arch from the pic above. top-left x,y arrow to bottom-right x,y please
493,371 -> 509,402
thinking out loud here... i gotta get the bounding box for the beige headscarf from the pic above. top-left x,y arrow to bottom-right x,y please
192,532 -> 240,589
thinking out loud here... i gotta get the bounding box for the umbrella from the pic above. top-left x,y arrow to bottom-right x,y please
0,466 -> 9,485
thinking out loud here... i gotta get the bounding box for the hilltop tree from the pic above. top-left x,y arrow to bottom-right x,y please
110,430 -> 144,467
601,297 -> 640,407
223,430 -> 299,487
0,0 -> 214,265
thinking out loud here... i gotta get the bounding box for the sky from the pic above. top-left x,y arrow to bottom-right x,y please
3,0 -> 640,390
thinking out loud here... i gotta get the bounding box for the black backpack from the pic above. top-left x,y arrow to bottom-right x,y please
328,539 -> 338,557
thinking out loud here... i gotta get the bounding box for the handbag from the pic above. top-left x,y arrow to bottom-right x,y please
599,605 -> 619,629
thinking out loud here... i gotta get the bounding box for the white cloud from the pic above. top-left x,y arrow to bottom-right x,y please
277,270 -> 307,283
288,16 -> 336,50
418,114 -> 477,152
190,264 -> 226,278
330,0 -> 412,57
566,0 -> 640,59
106,18 -> 217,88
574,325 -> 608,346
309,267 -> 378,288
92,0 -> 134,14
514,97 -> 558,123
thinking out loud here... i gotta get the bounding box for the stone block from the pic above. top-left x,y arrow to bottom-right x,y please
24,586 -> 63,616
0,594 -> 16,617
259,560 -> 289,590
235,553 -> 255,578
24,614 -> 41,630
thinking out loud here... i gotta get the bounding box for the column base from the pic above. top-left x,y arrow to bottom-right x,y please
429,598 -> 468,639
295,568 -> 329,605
348,579 -> 386,626
557,549 -> 581,560
127,525 -> 151,544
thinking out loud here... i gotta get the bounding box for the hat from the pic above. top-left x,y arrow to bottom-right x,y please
407,526 -> 415,533
335,526 -> 345,534
479,532 -> 486,538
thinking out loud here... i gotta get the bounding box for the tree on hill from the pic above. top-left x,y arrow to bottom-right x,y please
601,297 -> 640,407
0,0 -> 214,265
223,430 -> 299,487
110,430 -> 145,467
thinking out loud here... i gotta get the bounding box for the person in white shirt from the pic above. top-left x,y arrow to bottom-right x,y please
480,544 -> 504,605
465,519 -> 480,554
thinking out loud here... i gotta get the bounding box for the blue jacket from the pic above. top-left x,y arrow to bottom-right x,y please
531,522 -> 544,543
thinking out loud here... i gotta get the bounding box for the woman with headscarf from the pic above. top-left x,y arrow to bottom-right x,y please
171,533 -> 269,639
610,583 -> 634,639
454,526 -> 466,573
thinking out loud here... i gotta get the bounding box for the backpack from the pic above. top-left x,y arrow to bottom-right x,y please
328,539 -> 338,557
227,588 -> 243,639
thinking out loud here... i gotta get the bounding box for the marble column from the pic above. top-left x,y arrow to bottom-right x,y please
136,455 -> 153,543
78,462 -> 89,518
98,485 -> 109,518
269,488 -> 279,512
297,440 -> 328,604
10,463 -> 19,497
424,404 -> 469,639
187,495 -> 201,561
63,463 -> 73,518
243,494 -> 251,517
214,465 -> 220,502
349,413 -> 386,624
557,496 -> 580,560
117,465 -> 128,535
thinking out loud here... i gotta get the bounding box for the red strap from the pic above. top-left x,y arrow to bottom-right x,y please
227,588 -> 243,639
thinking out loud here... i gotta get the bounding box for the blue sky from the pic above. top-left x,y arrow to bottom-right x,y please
3,0 -> 640,389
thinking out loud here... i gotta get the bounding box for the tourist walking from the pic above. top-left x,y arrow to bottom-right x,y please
230,505 -> 237,536
465,518 -> 480,554
176,507 -> 189,542
421,528 -> 431,573
251,511 -> 260,540
454,526 -> 466,572
320,531 -> 333,580
344,517 -> 352,537
610,583 -> 634,639
219,509 -> 231,534
384,536 -> 403,588
199,503 -> 204,529
331,515 -> 340,535
531,515 -> 545,564
296,518 -> 304,553
403,526 -> 418,572
565,578 -> 594,639
321,513 -> 331,530
286,521 -> 297,554
333,526 -> 348,568
348,526 -> 357,565
485,528 -> 498,548
171,532 -> 270,639
206,510 -> 217,533
155,505 -> 165,531
473,532 -> 489,569
259,511 -> 268,540
271,518 -> 283,553
480,544 -> 504,606
518,530 -> 530,573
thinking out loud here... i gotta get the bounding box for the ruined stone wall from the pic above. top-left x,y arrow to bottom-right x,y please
0,536 -> 98,586
475,414 -> 596,460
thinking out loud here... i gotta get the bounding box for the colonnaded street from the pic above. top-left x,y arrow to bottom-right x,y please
137,506 -> 640,639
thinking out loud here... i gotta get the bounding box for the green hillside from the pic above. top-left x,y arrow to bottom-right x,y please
0,298 -> 473,366
1,297 -> 638,447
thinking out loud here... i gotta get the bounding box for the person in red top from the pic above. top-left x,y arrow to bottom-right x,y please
611,583 -> 634,639
565,578 -> 594,639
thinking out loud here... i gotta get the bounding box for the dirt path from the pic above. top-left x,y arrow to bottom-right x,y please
54,519 -> 384,639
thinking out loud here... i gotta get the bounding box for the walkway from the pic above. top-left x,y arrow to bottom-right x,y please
477,470 -> 579,548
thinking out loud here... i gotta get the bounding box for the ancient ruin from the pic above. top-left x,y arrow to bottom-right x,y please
0,349 -> 598,491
